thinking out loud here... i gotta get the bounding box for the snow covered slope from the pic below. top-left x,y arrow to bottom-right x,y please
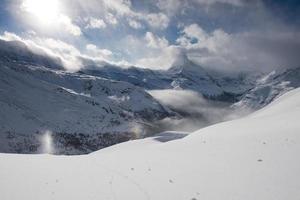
0,39 -> 62,69
0,88 -> 299,200
0,40 -> 174,154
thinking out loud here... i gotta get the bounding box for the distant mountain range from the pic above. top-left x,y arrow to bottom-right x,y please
0,38 -> 299,154
82,55 -> 255,102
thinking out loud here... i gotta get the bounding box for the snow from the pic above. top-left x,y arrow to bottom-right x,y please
0,88 -> 300,200
84,56 -> 226,98
234,67 -> 300,110
0,48 -> 174,154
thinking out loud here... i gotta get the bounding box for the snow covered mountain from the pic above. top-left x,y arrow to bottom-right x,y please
0,40 -> 174,154
234,67 -> 300,110
1,38 -> 299,155
0,39 -> 62,70
83,55 -> 240,101
83,55 -> 265,103
1,87 -> 299,200
84,61 -> 300,109
167,55 -> 224,97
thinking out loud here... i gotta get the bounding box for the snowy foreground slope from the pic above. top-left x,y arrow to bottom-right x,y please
1,88 -> 300,200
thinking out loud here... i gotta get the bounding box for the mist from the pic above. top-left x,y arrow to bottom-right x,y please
148,89 -> 251,132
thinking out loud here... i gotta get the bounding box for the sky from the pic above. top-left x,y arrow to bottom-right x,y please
0,0 -> 299,73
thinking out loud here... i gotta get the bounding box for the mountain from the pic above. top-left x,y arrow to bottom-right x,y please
1,88 -> 299,200
167,55 -> 224,97
233,67 -> 300,110
83,55 -> 251,102
84,54 -> 298,110
1,38 -> 299,155
0,39 -> 62,69
0,40 -> 174,155
82,64 -> 173,90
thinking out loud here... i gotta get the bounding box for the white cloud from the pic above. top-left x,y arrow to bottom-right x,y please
156,0 -> 184,16
117,32 -> 179,69
106,13 -> 118,25
145,32 -> 169,49
176,23 -> 300,73
0,31 -> 116,71
128,19 -> 142,29
32,37 -> 83,71
193,0 -> 243,6
103,0 -> 133,16
85,17 -> 107,29
8,0 -> 299,73
86,44 -> 113,59
148,89 -> 239,131
136,46 -> 183,69
0,32 -> 82,70
145,13 -> 170,29
19,0 -> 82,37
57,15 -> 82,36
156,0 -> 243,17
0,31 -> 22,41
177,23 -> 208,44
49,0 -> 171,31
177,24 -> 230,53
118,32 -> 182,69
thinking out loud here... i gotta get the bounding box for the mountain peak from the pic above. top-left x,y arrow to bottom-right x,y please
171,51 -> 190,68
168,53 -> 207,76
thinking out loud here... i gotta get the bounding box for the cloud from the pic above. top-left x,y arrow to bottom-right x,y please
0,31 -> 81,70
62,0 -> 170,30
6,0 -> 300,73
156,0 -> 184,16
117,31 -> 184,69
145,13 -> 170,29
120,32 -> 183,69
0,31 -> 117,71
57,15 -> 82,36
156,0 -> 244,16
193,0 -> 244,6
0,32 -> 22,41
85,17 -> 107,29
148,89 -> 243,132
177,23 -> 209,44
145,32 -> 169,49
136,46 -> 183,69
19,0 -> 82,36
176,23 -> 300,73
32,38 -> 83,71
128,19 -> 143,29
105,13 -> 118,25
86,44 -> 113,59
103,0 -> 133,16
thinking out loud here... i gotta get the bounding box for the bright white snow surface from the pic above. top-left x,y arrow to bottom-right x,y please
0,88 -> 300,200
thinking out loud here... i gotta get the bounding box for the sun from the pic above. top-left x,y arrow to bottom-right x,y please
22,0 -> 60,24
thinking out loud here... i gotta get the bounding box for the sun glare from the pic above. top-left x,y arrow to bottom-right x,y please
22,0 -> 60,23
42,130 -> 53,154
